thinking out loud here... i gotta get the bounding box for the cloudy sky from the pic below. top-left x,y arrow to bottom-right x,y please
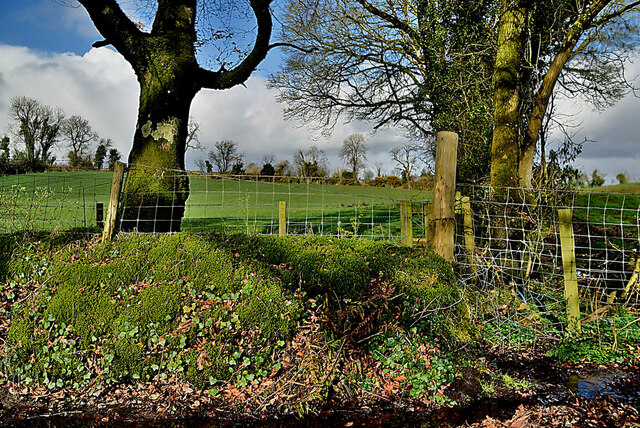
0,0 -> 639,182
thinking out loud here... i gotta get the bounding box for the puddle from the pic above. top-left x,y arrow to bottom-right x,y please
567,371 -> 640,403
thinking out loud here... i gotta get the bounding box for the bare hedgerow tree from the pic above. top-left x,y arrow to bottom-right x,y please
373,161 -> 384,177
62,115 -> 98,166
272,0 -> 640,191
8,96 -> 65,165
270,0 -> 496,183
390,143 -> 420,189
339,134 -> 367,179
275,159 -> 293,176
55,0 -> 280,232
293,145 -> 328,178
208,140 -> 240,173
185,119 -> 204,153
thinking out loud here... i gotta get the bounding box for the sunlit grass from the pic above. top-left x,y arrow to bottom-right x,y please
0,171 -> 433,235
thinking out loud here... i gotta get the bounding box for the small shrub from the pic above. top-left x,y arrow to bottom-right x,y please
385,175 -> 403,187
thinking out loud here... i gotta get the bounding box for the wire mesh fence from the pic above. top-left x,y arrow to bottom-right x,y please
455,185 -> 640,346
0,170 -> 113,233
0,165 -> 433,242
117,164 -> 433,240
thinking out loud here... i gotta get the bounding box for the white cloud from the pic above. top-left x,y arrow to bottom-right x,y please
3,42 -> 638,182
0,44 -> 138,160
189,78 -> 408,170
552,58 -> 640,184
0,43 -> 409,172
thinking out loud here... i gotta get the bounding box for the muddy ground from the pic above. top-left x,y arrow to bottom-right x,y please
2,345 -> 639,427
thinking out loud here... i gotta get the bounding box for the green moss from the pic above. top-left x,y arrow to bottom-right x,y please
392,250 -> 473,344
114,282 -> 183,339
182,343 -> 231,389
3,231 -> 473,394
7,317 -> 39,357
108,337 -> 144,380
236,278 -> 301,340
220,235 -> 389,298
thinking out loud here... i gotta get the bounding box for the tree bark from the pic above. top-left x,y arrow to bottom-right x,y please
120,53 -> 198,232
490,1 -> 527,200
77,0 -> 274,232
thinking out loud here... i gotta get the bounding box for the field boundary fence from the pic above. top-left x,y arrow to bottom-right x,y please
0,169 -> 112,233
2,137 -> 640,346
453,184 -> 640,345
112,162 -> 436,242
0,162 -> 436,244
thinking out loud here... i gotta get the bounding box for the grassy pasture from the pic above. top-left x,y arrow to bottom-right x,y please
572,187 -> 640,250
0,171 -> 113,232
0,171 -> 433,237
3,170 -> 637,244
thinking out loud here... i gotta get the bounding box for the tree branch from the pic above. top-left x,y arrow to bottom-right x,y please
352,0 -> 421,43
197,0 -> 274,90
268,42 -> 316,54
590,0 -> 640,28
77,0 -> 145,66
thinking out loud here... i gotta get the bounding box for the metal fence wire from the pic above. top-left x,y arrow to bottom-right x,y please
2,166 -> 640,345
0,170 -> 112,233
454,184 -> 640,345
114,164 -> 433,240
0,165 -> 434,242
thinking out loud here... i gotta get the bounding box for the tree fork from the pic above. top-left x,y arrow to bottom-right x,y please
77,0 -> 276,232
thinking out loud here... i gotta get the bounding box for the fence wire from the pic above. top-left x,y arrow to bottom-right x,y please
0,166 -> 433,242
455,185 -> 640,346
0,171 -> 112,233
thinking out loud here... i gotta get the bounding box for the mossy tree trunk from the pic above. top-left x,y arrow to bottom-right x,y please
78,0 -> 274,233
491,0 -> 618,193
121,35 -> 199,232
489,0 -> 527,202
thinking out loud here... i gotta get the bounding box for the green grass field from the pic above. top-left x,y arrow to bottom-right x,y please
0,171 -> 113,233
0,171 -> 433,238
573,185 -> 640,248
4,170 -> 637,245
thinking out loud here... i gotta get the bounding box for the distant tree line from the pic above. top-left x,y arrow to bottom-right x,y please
1,96 -> 122,175
194,132 -> 438,188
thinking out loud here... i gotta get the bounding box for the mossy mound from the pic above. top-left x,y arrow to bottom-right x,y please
1,233 -> 472,406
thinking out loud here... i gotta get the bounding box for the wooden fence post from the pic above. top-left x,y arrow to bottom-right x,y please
432,131 -> 458,262
279,201 -> 287,236
454,192 -> 476,269
558,208 -> 581,333
461,195 -> 476,269
96,203 -> 104,229
400,201 -> 413,247
423,202 -> 434,246
102,161 -> 126,241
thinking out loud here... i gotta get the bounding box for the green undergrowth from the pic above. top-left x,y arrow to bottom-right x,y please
547,307 -> 640,364
468,284 -> 640,365
1,232 -> 472,405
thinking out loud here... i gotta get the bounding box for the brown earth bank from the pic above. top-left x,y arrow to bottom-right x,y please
2,347 -> 639,427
